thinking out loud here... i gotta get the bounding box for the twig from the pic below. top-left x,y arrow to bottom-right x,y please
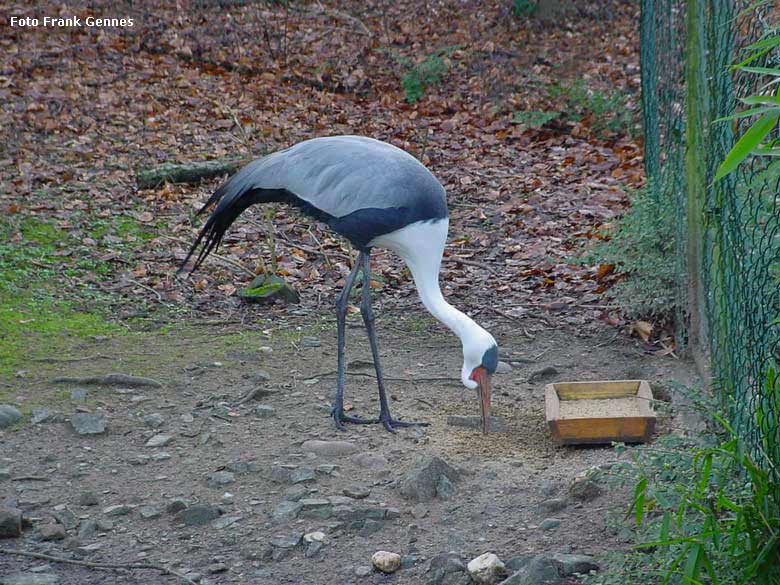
305,4 -> 372,36
163,236 -> 256,277
30,355 -> 111,363
443,256 -> 498,275
305,370 -> 455,383
128,279 -> 164,302
0,548 -> 198,585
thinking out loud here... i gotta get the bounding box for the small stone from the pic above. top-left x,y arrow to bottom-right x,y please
78,491 -> 99,507
139,506 -> 162,520
569,473 -> 603,502
212,515 -> 241,529
175,504 -> 221,526
0,506 -> 23,537
429,551 -> 466,574
272,500 -> 302,522
254,405 -> 275,417
166,499 -> 188,514
207,563 -> 228,574
506,555 -> 561,585
301,336 -> 321,347
290,467 -> 316,484
301,440 -> 359,457
39,522 -> 66,541
540,518 -> 561,530
0,467 -> 10,481
70,388 -> 88,402
303,531 -> 327,543
77,520 -> 98,539
540,479 -> 558,496
551,553 -> 599,576
145,433 -> 172,447
354,566 -> 373,577
467,553 -> 507,584
70,413 -> 107,435
31,408 -> 54,424
142,413 -> 165,429
496,361 -> 513,374
528,366 -> 559,382
151,452 -> 171,461
0,404 -> 23,429
343,486 -> 371,499
352,451 -> 389,470
102,504 -> 133,517
386,507 -> 402,519
2,573 -> 60,585
270,533 -> 302,549
282,485 -> 308,501
399,456 -> 460,502
371,550 -> 402,574
207,471 -> 236,487
538,498 -> 567,514
52,509 -> 77,530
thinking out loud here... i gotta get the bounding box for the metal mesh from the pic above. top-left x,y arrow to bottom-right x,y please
641,0 -> 780,478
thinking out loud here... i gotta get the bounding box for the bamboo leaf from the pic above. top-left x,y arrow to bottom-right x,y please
714,112 -> 779,181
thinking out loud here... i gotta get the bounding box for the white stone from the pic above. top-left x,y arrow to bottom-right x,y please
303,531 -> 327,543
371,550 -> 401,574
467,552 -> 507,584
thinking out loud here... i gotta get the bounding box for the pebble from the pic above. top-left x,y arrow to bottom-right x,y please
142,413 -> 165,429
166,499 -> 188,514
175,504 -> 221,526
552,553 -> 599,575
151,452 -> 172,461
254,405 -> 275,417
0,404 -> 23,429
31,408 -> 54,424
38,522 -> 66,541
303,531 -> 327,543
145,434 -> 172,447
467,553 -> 507,584
70,413 -> 107,435
354,566 -> 373,577
212,515 -> 242,529
371,551 -> 402,574
207,563 -> 228,574
399,456 -> 460,502
343,486 -> 371,499
103,504 -> 133,517
540,517 -> 562,530
496,360 -> 513,374
538,498 -> 567,514
78,491 -> 99,507
207,471 -> 236,487
139,506 -> 162,520
301,440 -> 359,457
0,506 -> 23,537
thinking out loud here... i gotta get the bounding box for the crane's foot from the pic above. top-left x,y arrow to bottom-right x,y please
378,414 -> 430,434
331,407 -> 375,430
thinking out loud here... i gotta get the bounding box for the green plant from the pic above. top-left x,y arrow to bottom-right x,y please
587,189 -> 677,320
512,109 -> 560,128
399,46 -> 460,103
512,0 -> 537,17
588,379 -> 780,585
549,80 -> 640,137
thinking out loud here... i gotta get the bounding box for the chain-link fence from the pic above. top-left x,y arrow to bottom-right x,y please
641,0 -> 780,477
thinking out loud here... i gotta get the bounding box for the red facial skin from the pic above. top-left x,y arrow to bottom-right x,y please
469,366 -> 492,434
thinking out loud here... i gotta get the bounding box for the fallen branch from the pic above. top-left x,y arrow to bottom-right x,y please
305,370 -> 456,384
136,159 -> 245,189
51,373 -> 163,388
0,548 -> 197,585
31,355 -> 111,363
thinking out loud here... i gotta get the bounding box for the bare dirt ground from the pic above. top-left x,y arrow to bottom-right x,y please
1,307 -> 696,584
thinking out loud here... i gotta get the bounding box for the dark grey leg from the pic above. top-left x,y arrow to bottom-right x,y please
359,251 -> 429,432
331,256 -> 373,429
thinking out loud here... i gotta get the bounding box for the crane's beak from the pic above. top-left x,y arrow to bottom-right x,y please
473,367 -> 492,434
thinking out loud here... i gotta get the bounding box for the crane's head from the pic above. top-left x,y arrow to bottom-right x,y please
461,330 -> 498,434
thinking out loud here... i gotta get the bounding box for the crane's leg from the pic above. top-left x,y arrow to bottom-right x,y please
360,251 -> 429,432
331,256 -> 373,429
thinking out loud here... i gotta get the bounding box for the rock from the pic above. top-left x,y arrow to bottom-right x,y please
270,533 -> 302,558
551,553 -> 599,576
1,573 -> 60,585
145,433 -> 172,447
142,413 -> 165,429
103,505 -> 133,517
351,452 -> 389,470
538,498 -> 567,514
70,388 -> 88,402
359,519 -> 384,536
239,274 -> 300,304
539,479 -> 558,496
569,473 -> 602,502
501,555 -> 562,585
496,361 -> 513,374
446,415 -> 507,432
175,504 -> 221,526
77,520 -> 97,539
467,553 -> 507,584
354,566 -> 373,577
528,366 -> 559,383
0,467 -> 10,481
166,499 -> 188,514
70,413 -> 107,435
372,551 -> 402,574
429,551 -> 466,574
304,530 -> 327,543
39,522 -> 66,541
52,509 -> 77,530
303,531 -> 327,557
273,500 -> 303,522
505,555 -> 533,572
0,507 -> 23,538
0,405 -> 23,429
343,486 -> 370,499
31,408 -> 54,424
290,467 -> 316,484
78,491 -> 99,507
207,471 -> 236,487
282,485 -> 309,502
301,440 -> 359,457
301,336 -> 321,347
436,475 -> 455,500
207,563 -> 228,574
539,518 -> 561,530
254,405 -> 275,417
139,506 -> 162,520
212,515 -> 241,529
399,456 -> 460,502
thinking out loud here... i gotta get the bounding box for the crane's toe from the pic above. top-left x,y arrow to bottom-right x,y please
379,415 -> 430,433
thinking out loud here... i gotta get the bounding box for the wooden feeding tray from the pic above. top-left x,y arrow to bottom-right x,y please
545,380 -> 656,445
